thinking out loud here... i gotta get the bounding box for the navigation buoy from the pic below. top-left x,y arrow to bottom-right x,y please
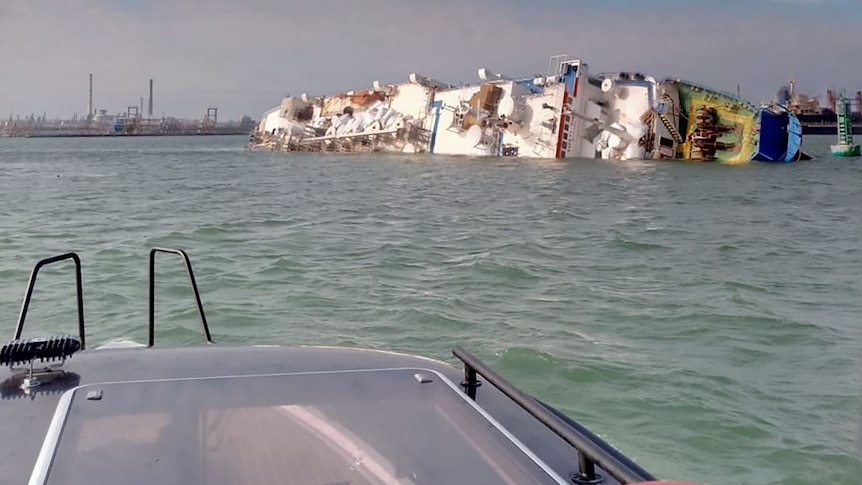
830,94 -> 861,157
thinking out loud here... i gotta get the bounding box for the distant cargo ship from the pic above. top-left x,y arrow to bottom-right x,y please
776,79 -> 862,134
794,114 -> 862,135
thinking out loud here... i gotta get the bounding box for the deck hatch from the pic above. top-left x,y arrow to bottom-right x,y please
32,368 -> 566,485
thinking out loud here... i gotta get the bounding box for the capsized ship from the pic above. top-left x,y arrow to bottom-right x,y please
253,55 -> 804,163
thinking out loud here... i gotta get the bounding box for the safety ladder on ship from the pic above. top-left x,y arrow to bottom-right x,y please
658,113 -> 682,144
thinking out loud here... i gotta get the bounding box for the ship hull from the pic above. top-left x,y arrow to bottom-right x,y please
662,80 -> 803,163
666,80 -> 756,163
752,109 -> 803,163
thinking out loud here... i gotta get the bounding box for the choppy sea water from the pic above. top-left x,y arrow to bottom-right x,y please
0,134 -> 859,484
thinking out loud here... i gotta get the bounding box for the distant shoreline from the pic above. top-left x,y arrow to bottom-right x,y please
1,131 -> 249,139
801,124 -> 862,135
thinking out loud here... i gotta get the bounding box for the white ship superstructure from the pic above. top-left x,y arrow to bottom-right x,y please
254,56 -> 664,160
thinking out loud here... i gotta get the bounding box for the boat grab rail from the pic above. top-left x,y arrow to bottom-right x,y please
453,345 -> 655,485
11,248 -> 214,349
148,247 -> 213,347
14,253 -> 86,349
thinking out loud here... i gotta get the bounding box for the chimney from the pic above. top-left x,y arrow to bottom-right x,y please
87,73 -> 93,120
148,79 -> 154,118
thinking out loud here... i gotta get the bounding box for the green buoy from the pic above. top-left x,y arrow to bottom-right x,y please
830,94 -> 861,157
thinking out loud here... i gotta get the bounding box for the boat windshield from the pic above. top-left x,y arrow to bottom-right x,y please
32,368 -> 567,484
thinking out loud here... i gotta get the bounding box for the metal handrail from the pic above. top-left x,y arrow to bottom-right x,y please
452,345 -> 655,484
148,247 -> 213,347
14,253 -> 86,349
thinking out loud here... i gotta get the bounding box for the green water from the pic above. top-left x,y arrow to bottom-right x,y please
0,135 -> 860,484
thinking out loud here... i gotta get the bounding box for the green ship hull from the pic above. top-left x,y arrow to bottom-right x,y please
669,81 -> 757,163
659,80 -> 802,164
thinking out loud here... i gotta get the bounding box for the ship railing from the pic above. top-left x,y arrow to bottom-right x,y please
10,248 -> 214,349
453,345 -> 656,485
14,253 -> 86,348
668,78 -> 758,111
148,247 -> 213,346
301,127 -> 403,142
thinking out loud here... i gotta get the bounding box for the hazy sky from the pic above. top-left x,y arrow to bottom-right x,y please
1,0 -> 860,121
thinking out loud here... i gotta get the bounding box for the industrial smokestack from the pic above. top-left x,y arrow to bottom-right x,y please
148,79 -> 153,118
87,74 -> 93,120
